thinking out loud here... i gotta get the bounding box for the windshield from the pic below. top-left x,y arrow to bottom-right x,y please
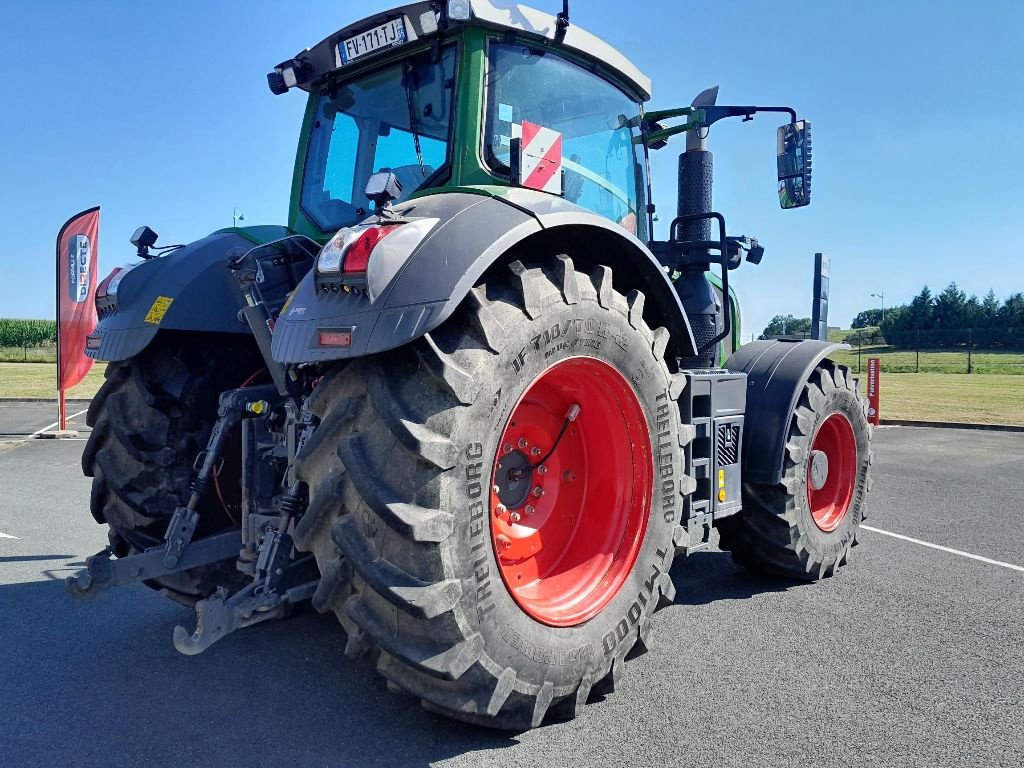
301,45 -> 457,231
485,43 -> 648,239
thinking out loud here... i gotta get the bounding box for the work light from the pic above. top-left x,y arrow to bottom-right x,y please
447,0 -> 472,21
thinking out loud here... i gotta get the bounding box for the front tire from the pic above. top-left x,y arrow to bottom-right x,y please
294,257 -> 693,729
717,361 -> 873,580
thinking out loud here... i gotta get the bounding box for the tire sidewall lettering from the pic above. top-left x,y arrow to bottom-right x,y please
450,292 -> 681,688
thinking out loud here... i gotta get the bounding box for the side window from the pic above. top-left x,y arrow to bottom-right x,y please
300,45 -> 457,231
323,114 -> 358,203
485,43 -> 647,238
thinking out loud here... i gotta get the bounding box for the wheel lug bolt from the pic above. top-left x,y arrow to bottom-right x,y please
518,437 -> 529,449
492,485 -> 501,494
494,503 -> 506,517
496,534 -> 512,551
537,465 -> 548,475
533,486 -> 544,497
563,470 -> 576,482
503,444 -> 512,454
510,512 -> 521,523
531,447 -> 541,457
525,505 -> 535,515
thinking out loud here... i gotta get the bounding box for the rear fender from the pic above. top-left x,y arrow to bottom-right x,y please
725,339 -> 848,486
271,189 -> 697,363
87,231 -> 273,361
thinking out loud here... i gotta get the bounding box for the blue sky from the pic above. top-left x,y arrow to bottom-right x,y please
2,0 -> 1022,337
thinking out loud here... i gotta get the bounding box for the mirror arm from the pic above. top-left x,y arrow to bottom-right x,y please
642,119 -> 701,147
701,105 -> 798,128
642,105 -> 799,149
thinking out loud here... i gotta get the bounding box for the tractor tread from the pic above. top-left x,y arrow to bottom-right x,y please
295,260 -> 691,730
717,362 -> 872,580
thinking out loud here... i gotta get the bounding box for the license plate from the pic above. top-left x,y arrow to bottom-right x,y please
339,18 -> 407,64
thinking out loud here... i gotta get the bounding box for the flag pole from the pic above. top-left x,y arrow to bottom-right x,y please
55,215 -> 64,430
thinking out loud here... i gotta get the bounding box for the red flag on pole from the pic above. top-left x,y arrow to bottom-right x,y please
56,207 -> 100,430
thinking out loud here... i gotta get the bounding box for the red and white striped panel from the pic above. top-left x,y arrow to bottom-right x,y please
517,120 -> 562,194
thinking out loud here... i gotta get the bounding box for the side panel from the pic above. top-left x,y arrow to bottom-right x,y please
86,231 -> 270,361
272,189 -> 697,363
725,339 -> 847,486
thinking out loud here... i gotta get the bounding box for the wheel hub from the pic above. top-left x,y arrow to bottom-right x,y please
809,449 -> 829,491
807,412 -> 857,532
494,450 -> 534,510
490,357 -> 652,628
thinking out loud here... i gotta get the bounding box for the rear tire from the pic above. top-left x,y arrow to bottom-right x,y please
717,361 -> 872,580
81,334 -> 258,601
294,257 -> 693,729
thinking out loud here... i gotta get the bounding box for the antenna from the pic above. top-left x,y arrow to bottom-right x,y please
555,1 -> 569,42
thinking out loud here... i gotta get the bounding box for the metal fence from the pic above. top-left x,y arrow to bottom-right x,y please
756,328 -> 1024,374
840,328 -> 1024,375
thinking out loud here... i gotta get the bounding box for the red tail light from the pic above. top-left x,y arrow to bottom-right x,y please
342,225 -> 397,275
96,268 -> 119,300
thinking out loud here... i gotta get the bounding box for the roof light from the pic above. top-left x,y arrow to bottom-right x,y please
447,0 -> 472,21
267,58 -> 314,96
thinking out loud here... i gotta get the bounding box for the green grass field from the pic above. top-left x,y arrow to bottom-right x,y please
831,345 -> 1024,375
0,362 -> 106,399
0,345 -> 58,363
3,361 -> 1022,426
874,373 -> 1024,425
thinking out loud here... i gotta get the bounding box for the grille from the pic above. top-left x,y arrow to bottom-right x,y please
681,314 -> 718,368
716,423 -> 740,466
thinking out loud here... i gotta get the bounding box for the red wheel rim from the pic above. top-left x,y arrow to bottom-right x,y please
490,357 -> 652,627
807,412 -> 858,532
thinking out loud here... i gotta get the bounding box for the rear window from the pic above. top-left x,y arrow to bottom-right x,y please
301,45 -> 457,231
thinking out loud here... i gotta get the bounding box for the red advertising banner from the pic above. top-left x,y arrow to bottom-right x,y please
866,357 -> 880,426
56,207 -> 100,429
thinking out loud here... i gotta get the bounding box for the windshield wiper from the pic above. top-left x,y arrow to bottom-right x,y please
403,63 -> 427,179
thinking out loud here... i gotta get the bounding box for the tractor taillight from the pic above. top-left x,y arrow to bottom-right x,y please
316,223 -> 403,286
96,269 -> 117,300
343,225 -> 392,275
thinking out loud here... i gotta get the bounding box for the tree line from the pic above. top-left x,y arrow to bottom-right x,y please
872,284 -> 1024,348
760,283 -> 1023,349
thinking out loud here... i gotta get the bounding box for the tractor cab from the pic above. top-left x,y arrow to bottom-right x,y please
270,1 -> 655,243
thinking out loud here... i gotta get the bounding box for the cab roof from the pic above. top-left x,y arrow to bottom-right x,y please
287,1 -> 652,101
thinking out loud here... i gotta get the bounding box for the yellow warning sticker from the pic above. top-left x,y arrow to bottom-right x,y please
144,296 -> 174,325
718,469 -> 726,489
280,290 -> 295,316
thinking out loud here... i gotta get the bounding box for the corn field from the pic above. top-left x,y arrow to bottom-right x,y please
0,318 -> 58,362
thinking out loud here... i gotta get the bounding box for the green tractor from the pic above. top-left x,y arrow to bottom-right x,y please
70,1 -> 872,729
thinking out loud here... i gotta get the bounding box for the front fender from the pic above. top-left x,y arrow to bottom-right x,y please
272,188 -> 697,363
725,339 -> 848,486
87,229 -> 289,361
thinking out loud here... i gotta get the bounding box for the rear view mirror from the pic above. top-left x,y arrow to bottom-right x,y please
777,120 -> 812,209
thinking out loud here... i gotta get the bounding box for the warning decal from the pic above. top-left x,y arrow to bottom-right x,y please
144,296 -> 174,325
513,120 -> 563,194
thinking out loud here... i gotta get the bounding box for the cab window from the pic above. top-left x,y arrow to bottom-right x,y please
301,45 -> 456,231
485,42 -> 648,239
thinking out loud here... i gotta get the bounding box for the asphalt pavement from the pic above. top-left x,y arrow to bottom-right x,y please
1,401 -> 1022,768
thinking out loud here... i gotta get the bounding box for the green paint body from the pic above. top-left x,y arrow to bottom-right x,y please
247,22 -> 743,352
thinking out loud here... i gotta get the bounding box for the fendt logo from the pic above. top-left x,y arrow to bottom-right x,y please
68,234 -> 90,303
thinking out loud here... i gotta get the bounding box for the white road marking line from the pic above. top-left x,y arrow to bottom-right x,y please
0,531 -> 19,539
28,408 -> 89,438
861,525 -> 1024,573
